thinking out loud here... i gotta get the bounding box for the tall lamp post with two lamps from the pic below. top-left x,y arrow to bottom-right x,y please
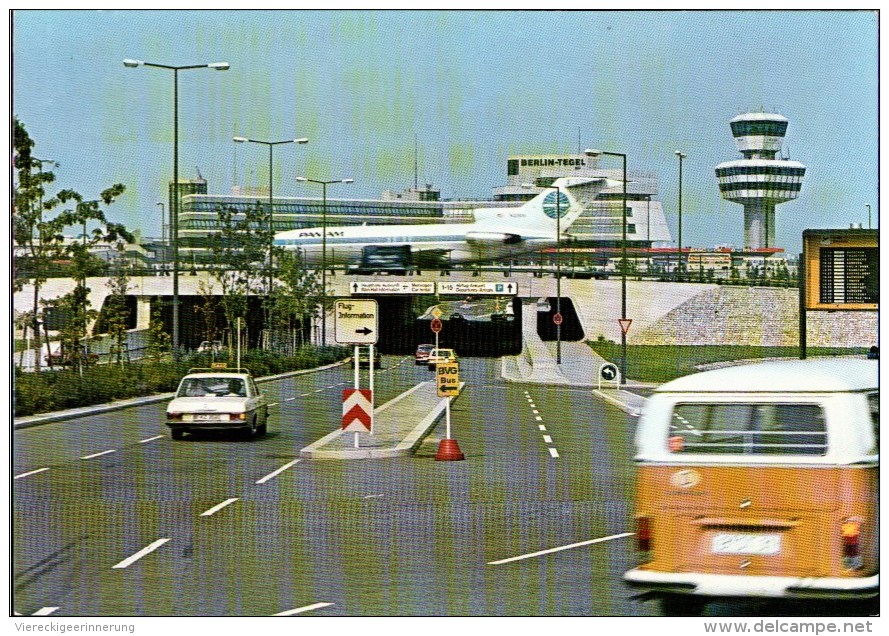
124,58 -> 230,359
233,135 -> 309,300
295,176 -> 353,345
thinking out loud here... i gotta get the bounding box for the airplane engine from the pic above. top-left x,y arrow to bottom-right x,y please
465,231 -> 523,245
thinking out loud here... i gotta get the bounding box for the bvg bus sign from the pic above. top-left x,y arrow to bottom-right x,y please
436,362 -> 460,397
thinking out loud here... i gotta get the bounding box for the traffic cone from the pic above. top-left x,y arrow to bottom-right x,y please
435,438 -> 465,461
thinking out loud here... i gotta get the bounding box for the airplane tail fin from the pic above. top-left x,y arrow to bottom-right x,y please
479,176 -> 615,234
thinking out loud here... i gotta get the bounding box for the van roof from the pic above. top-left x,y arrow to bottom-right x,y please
655,358 -> 878,394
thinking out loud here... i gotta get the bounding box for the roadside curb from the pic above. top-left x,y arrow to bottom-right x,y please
300,381 -> 465,460
13,359 -> 350,430
592,388 -> 646,416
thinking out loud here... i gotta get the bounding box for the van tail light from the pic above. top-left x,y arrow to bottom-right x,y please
636,516 -> 652,562
229,413 -> 247,421
841,518 -> 863,570
168,412 -> 183,421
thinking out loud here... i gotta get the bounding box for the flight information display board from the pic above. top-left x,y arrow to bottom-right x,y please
818,248 -> 878,304
803,229 -> 878,310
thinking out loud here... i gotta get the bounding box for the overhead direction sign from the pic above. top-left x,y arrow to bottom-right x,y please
334,299 -> 379,345
436,361 -> 460,397
350,281 -> 435,295
437,281 -> 518,296
342,389 -> 373,432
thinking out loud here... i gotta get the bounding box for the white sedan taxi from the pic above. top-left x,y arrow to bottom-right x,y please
166,368 -> 268,440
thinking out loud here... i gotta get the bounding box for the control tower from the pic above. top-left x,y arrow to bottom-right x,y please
715,112 -> 806,248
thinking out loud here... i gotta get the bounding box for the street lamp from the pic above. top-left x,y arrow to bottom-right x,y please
156,202 -> 166,272
585,148 -> 628,384
124,58 -> 229,359
675,151 -> 687,280
295,176 -> 354,345
866,204 -> 871,229
233,136 -> 309,298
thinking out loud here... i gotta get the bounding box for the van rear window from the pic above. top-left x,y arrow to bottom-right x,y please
669,403 -> 827,455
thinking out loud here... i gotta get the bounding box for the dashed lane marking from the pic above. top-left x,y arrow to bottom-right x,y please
200,498 -> 240,517
542,435 -> 553,444
256,459 -> 301,484
548,447 -> 560,458
112,538 -> 171,569
273,602 -> 335,616
487,532 -> 635,565
538,425 -> 547,431
14,467 -> 50,480
80,449 -> 116,460
138,435 -> 163,444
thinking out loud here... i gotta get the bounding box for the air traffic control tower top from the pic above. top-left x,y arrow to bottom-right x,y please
715,112 -> 806,249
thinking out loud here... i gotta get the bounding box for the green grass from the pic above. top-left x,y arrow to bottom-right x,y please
587,342 -> 867,384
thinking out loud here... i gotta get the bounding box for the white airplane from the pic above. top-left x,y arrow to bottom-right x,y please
274,176 -> 617,268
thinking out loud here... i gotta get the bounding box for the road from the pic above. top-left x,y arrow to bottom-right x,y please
13,357 -> 865,617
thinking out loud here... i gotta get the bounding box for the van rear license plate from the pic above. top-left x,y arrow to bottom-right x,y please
712,533 -> 781,555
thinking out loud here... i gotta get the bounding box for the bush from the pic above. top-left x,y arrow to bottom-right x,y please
14,345 -> 351,417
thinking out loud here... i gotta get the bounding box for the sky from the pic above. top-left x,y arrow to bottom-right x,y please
11,9 -> 879,255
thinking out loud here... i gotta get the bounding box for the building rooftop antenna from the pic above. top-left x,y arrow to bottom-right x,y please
414,134 -> 418,191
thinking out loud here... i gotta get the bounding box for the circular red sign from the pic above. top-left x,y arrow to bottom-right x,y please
553,313 -> 563,325
431,318 -> 443,333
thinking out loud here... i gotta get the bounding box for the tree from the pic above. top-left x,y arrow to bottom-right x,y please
104,249 -> 133,367
194,279 -> 221,351
13,118 -> 59,373
146,305 -> 171,364
208,203 -> 273,350
271,249 -> 324,353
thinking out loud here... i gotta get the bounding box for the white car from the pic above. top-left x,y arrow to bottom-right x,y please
166,368 -> 268,440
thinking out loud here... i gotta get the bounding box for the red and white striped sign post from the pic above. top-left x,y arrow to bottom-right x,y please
343,388 -> 373,448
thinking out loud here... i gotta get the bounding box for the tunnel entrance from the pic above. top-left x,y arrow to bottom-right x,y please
354,295 -> 523,356
536,297 -> 585,342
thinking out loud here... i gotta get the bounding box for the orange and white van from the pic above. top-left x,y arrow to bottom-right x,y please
624,359 -> 878,615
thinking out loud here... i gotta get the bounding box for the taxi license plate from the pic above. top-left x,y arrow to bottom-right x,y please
712,533 -> 781,555
187,413 -> 221,422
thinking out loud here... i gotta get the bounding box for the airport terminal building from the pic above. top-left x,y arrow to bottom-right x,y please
172,153 -> 672,264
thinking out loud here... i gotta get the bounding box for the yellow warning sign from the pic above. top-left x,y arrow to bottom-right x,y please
436,361 -> 460,397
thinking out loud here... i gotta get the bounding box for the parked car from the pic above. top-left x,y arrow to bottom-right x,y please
351,348 -> 382,369
427,348 -> 457,369
165,367 -> 268,441
197,340 -> 223,354
44,345 -> 99,366
415,343 -> 435,365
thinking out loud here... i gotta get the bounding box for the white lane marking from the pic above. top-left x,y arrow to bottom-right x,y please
488,532 -> 635,565
298,393 -> 311,397
256,459 -> 301,484
363,494 -> 384,499
80,449 -> 116,460
268,402 -> 280,407
542,435 -> 553,444
548,447 -> 560,458
285,397 -> 296,402
31,607 -> 60,616
273,602 -> 335,616
532,410 -> 540,415
313,388 -> 325,393
200,498 -> 240,517
535,416 -> 543,422
112,538 -> 171,569
138,435 -> 163,444
15,467 -> 50,480
538,425 -> 547,431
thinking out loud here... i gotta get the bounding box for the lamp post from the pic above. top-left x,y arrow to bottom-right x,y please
866,204 -> 871,229
675,151 -> 686,280
233,136 -> 309,293
585,148 -> 628,384
295,177 -> 353,345
124,58 -> 229,359
156,202 -> 166,272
